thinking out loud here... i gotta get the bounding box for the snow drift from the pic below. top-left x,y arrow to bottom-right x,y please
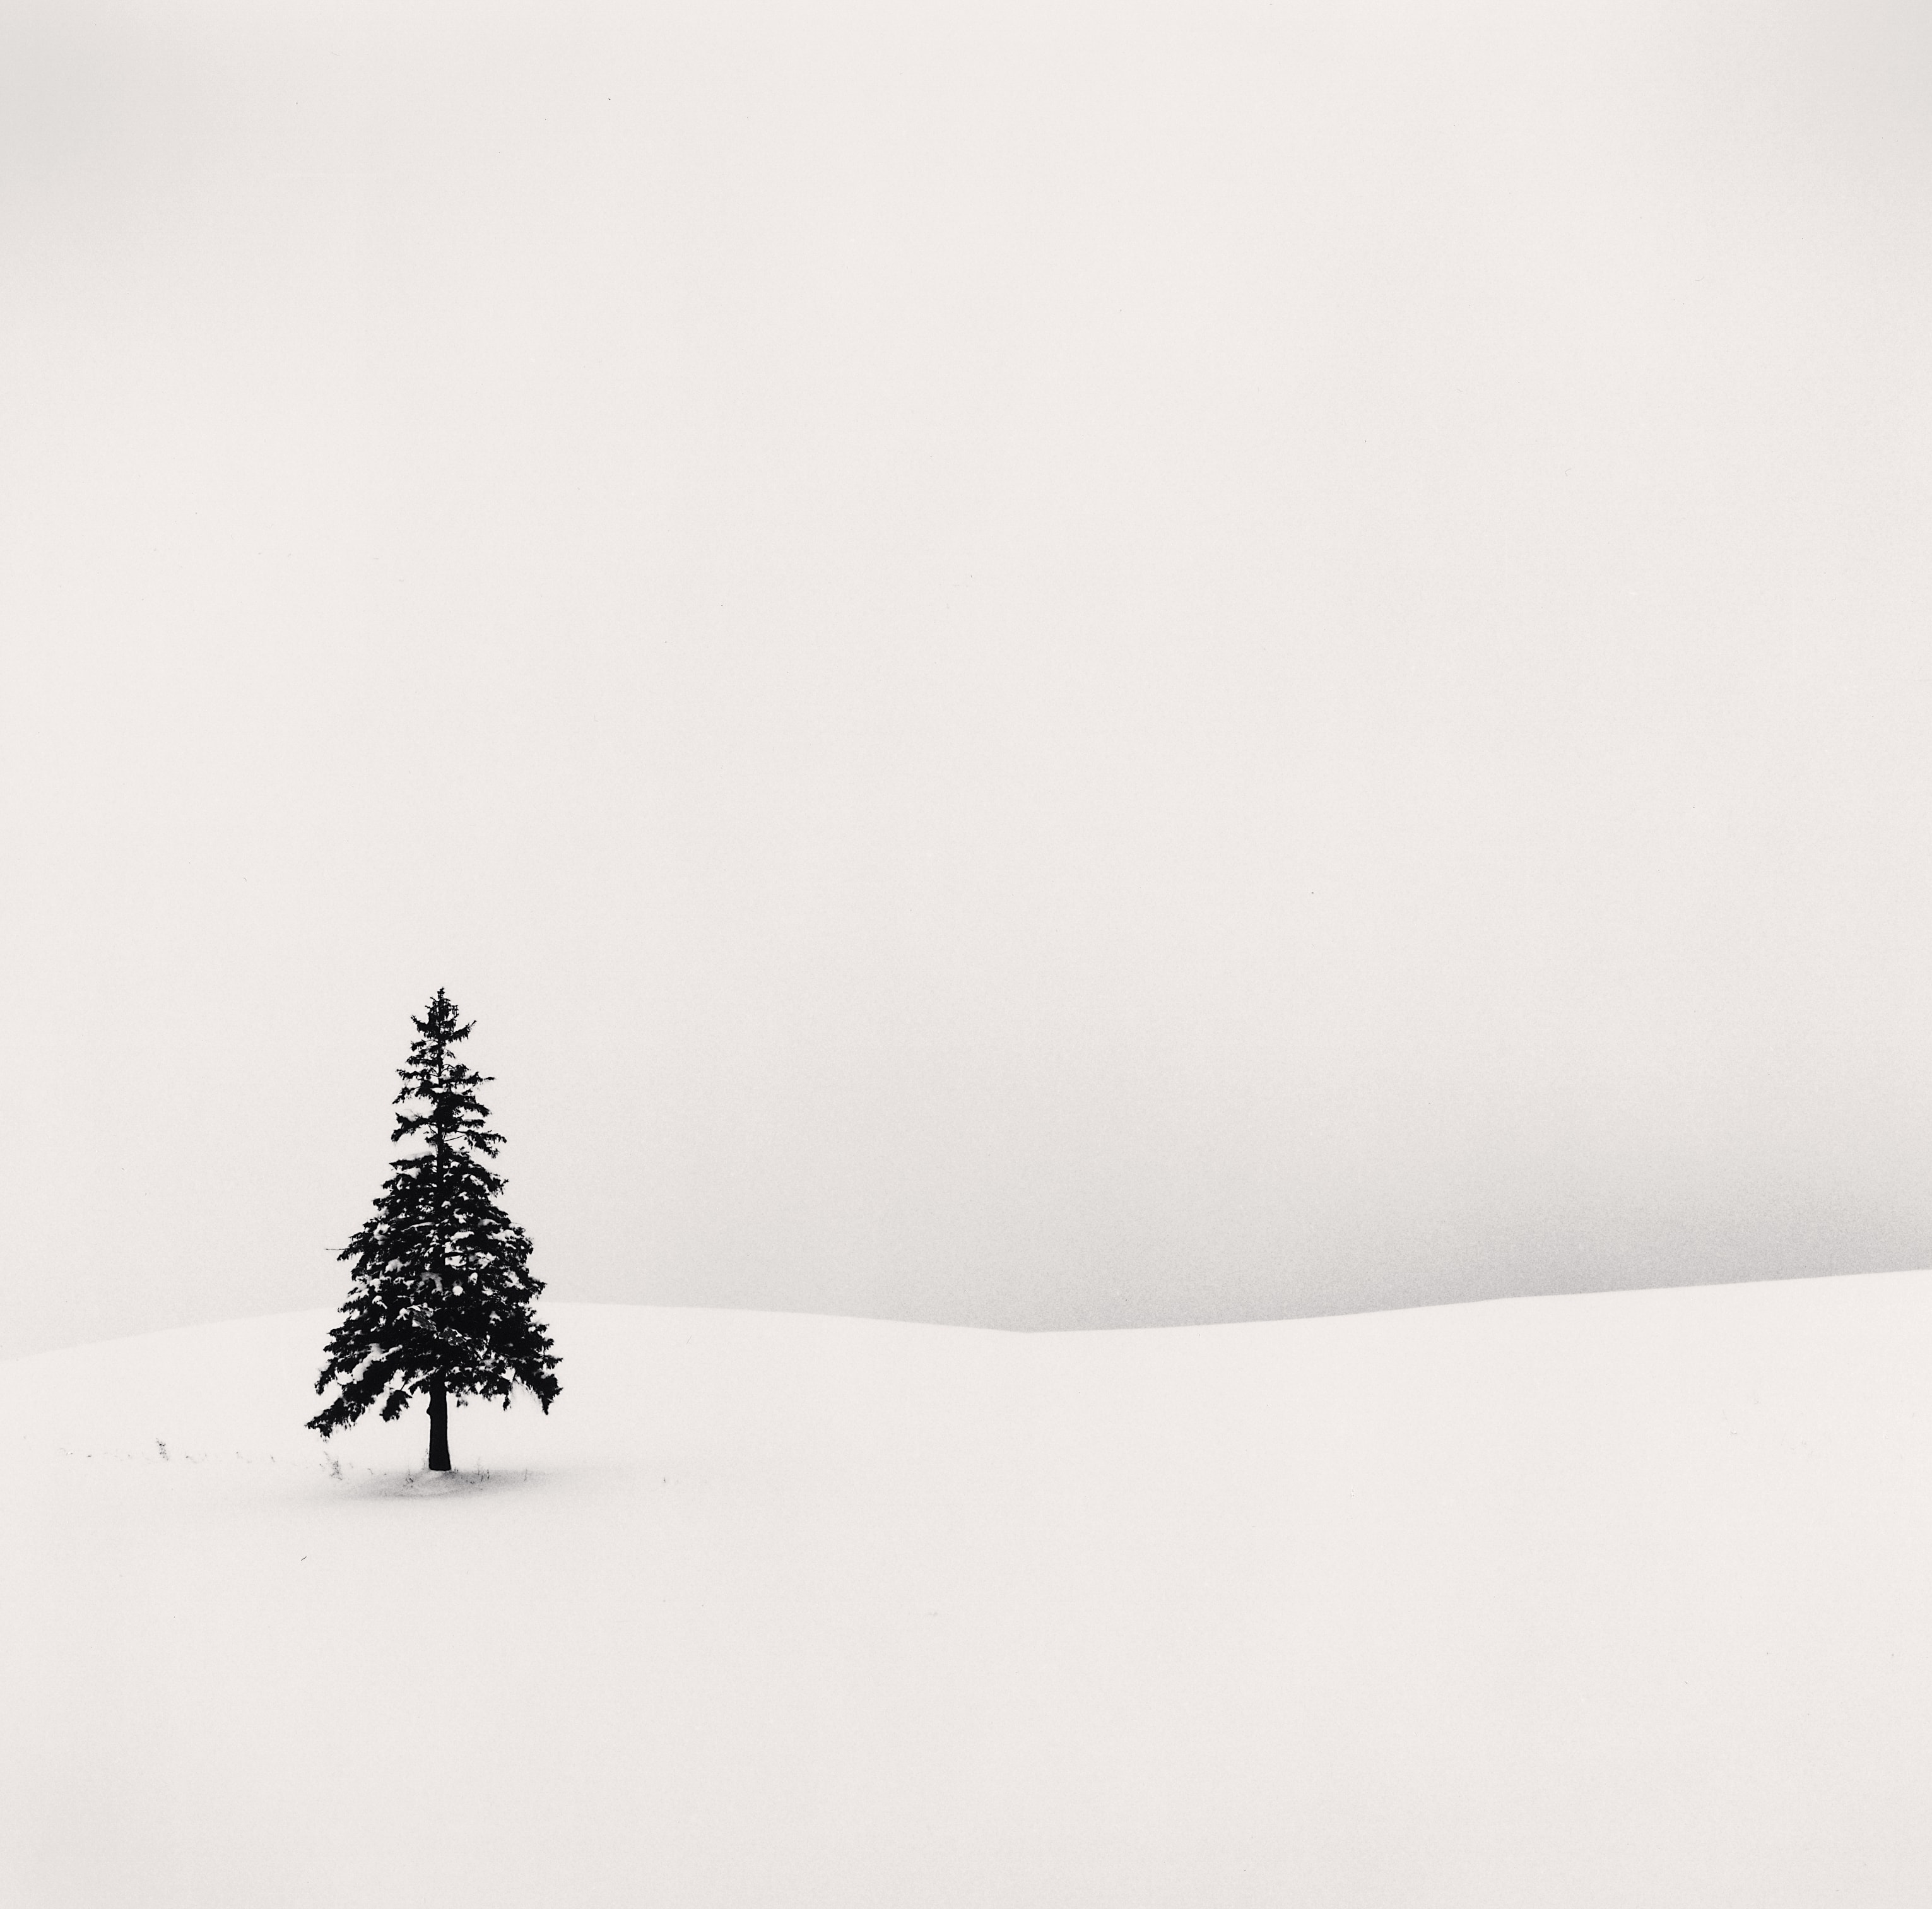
4,1274 -> 1931,1908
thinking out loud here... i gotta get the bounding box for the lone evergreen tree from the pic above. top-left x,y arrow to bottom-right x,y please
310,989 -> 560,1470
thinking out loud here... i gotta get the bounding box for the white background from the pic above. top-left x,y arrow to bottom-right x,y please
4,0 -> 1931,1355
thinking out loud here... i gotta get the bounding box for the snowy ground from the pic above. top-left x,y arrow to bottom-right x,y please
4,1274 -> 1932,1908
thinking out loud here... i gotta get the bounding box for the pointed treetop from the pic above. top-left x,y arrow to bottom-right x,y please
389,990 -> 500,1149
413,988 -> 471,1043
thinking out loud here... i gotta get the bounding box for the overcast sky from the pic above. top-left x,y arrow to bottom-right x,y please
4,0 -> 1931,1357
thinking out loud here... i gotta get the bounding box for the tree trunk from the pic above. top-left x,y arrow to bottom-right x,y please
427,1380 -> 451,1471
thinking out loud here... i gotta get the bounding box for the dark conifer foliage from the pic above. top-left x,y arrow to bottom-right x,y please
310,990 -> 560,1469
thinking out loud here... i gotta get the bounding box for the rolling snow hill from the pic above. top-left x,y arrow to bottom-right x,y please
4,1275 -> 1931,1908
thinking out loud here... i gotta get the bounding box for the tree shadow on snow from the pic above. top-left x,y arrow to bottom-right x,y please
324,1461 -> 548,1501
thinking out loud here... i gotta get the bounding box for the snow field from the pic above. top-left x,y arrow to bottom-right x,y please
4,1274 -> 1932,1907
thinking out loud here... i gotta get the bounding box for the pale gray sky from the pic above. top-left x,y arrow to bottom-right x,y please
4,0 -> 1931,1357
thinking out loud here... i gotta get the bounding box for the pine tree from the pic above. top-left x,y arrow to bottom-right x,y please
310,989 -> 560,1470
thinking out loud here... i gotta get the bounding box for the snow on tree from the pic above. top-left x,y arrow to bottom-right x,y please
309,988 -> 560,1470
